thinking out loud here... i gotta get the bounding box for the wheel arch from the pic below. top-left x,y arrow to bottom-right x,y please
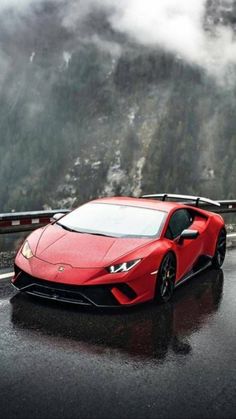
211,227 -> 227,268
204,216 -> 226,257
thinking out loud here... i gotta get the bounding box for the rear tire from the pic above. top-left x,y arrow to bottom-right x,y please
155,252 -> 176,303
212,228 -> 226,268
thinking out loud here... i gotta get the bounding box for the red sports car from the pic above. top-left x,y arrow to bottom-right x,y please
12,194 -> 226,307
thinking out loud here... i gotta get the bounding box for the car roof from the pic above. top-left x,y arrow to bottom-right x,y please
90,196 -> 183,213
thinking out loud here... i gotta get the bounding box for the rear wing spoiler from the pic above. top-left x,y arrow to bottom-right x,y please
141,194 -> 236,214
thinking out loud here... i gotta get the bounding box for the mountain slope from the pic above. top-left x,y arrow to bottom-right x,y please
0,1 -> 235,211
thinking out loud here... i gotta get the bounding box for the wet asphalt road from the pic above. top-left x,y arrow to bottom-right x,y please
0,250 -> 236,419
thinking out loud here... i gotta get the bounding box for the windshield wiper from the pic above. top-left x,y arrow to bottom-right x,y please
57,224 -> 116,237
86,232 -> 115,238
57,223 -> 76,233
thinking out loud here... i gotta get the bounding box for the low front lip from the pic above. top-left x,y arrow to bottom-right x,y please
12,270 -> 122,307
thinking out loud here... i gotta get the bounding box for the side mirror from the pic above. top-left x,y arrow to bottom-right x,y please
178,229 -> 199,245
52,213 -> 65,222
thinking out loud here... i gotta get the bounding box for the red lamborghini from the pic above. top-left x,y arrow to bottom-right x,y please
12,194 -> 226,307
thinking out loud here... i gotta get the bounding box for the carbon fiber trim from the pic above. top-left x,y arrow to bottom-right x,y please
13,268 -> 121,307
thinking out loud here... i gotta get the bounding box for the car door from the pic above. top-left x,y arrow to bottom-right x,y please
165,209 -> 201,281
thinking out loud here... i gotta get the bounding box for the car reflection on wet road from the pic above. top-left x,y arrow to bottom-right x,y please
0,250 -> 236,419
10,270 -> 224,361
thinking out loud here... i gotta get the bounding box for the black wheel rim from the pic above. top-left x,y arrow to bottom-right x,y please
160,254 -> 176,302
216,230 -> 226,266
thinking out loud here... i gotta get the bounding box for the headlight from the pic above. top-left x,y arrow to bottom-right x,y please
108,259 -> 141,273
21,241 -> 33,259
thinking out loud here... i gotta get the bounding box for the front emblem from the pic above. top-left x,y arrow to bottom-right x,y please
58,266 -> 65,272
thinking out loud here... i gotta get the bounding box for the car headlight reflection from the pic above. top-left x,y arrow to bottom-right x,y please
108,259 -> 141,273
21,241 -> 34,259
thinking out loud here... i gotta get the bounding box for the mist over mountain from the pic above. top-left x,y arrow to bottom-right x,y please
0,0 -> 236,211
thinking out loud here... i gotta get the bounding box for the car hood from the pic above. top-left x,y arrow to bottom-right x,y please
34,224 -> 151,268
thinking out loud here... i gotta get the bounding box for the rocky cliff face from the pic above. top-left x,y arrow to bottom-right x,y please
0,1 -> 236,211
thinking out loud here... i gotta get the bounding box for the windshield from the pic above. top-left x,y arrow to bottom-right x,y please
58,203 -> 167,238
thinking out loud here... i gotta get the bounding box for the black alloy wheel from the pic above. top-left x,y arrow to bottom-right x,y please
156,252 -> 176,303
212,228 -> 226,268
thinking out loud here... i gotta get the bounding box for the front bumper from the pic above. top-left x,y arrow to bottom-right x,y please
13,249 -> 157,306
12,265 -> 141,307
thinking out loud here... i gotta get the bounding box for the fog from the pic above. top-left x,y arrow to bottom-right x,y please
0,1 -> 235,212
62,0 -> 236,80
1,1 -> 236,80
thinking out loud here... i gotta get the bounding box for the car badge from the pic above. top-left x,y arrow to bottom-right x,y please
58,266 -> 65,272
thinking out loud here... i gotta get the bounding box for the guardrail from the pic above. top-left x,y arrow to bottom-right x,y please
0,199 -> 236,235
0,209 -> 70,234
0,202 -> 235,272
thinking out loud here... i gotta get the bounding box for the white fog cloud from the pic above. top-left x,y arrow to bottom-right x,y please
109,0 -> 206,61
62,0 -> 236,79
1,0 -> 236,79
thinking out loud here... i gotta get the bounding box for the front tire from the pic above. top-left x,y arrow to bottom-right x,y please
155,252 -> 176,303
212,228 -> 226,268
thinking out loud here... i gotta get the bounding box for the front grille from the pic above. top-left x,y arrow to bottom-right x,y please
13,268 -> 119,307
